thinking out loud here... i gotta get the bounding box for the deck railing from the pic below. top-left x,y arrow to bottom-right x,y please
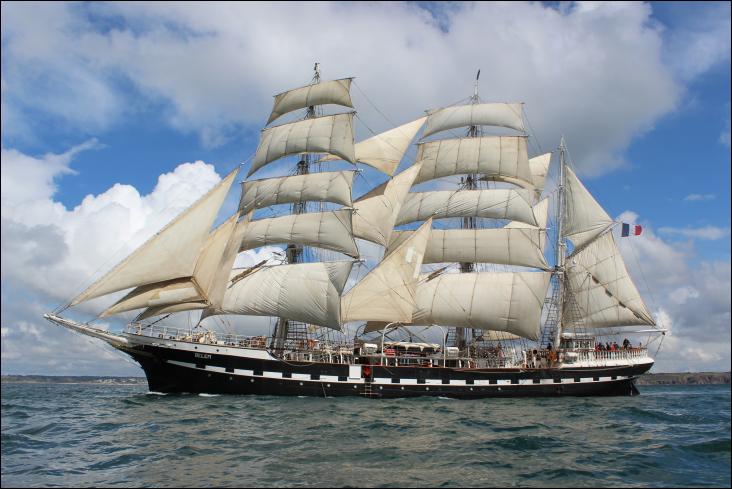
124,323 -> 354,355
566,348 -> 649,364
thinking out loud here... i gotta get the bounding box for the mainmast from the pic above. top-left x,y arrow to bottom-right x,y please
456,70 -> 481,350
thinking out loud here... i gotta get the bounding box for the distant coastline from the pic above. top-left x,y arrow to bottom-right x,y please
635,371 -> 730,385
2,372 -> 730,385
1,375 -> 147,385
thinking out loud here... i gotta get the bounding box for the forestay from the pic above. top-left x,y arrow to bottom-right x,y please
239,209 -> 359,258
410,271 -> 552,340
564,232 -> 655,329
267,78 -> 354,125
320,117 -> 426,175
249,113 -> 356,177
396,189 -> 537,227
205,261 -> 354,331
70,170 -> 239,306
422,103 -> 524,138
414,136 -> 532,185
239,171 -> 354,214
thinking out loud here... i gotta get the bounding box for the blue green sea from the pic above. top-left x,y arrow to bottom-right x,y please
1,383 -> 730,487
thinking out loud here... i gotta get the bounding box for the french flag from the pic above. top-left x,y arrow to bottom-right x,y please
621,223 -> 642,237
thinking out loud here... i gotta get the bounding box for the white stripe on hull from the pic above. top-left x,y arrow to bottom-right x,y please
165,359 -> 631,386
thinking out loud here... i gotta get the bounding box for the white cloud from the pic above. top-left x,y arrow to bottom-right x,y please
1,1 -> 690,175
661,1 -> 731,82
658,226 -> 731,240
683,193 -> 716,201
613,211 -> 730,372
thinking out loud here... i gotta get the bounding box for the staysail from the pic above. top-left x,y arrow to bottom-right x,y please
320,117 -> 426,175
351,163 -> 422,246
564,232 -> 655,328
70,169 -> 238,306
563,166 -> 614,250
341,219 -> 432,323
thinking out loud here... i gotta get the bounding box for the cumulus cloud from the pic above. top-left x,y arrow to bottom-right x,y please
1,1 -> 688,174
0,141 -> 245,373
614,211 -> 731,371
1,144 -> 224,305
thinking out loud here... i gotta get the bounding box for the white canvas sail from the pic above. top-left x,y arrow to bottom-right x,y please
351,163 -> 422,246
239,171 -> 354,214
341,219 -> 432,323
134,213 -> 253,320
239,209 -> 359,258
100,279 -> 203,317
267,78 -> 354,125
422,103 -> 524,138
321,117 -> 427,175
249,113 -> 355,177
529,153 -> 551,192
396,189 -> 537,227
564,232 -> 655,328
410,271 -> 552,340
207,261 -> 354,330
387,227 -> 549,269
563,166 -> 614,250
100,214 -> 239,317
70,169 -> 239,306
414,136 -> 532,185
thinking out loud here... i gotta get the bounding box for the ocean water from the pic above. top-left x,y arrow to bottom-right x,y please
1,383 -> 730,488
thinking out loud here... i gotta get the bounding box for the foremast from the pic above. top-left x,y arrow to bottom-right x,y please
272,63 -> 322,351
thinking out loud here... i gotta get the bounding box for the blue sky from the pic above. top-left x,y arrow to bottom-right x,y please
1,1 -> 730,375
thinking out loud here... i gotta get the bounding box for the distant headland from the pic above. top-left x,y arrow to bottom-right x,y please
2,372 -> 730,385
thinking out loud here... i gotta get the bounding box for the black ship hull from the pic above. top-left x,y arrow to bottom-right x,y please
123,342 -> 652,398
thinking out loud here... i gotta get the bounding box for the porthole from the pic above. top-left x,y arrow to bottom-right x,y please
326,384 -> 331,388
250,379 -> 254,383
425,387 -> 429,391
299,382 -> 304,386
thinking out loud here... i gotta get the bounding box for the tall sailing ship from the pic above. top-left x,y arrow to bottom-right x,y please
45,66 -> 665,398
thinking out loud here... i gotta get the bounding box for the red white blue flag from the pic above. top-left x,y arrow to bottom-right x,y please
621,223 -> 642,237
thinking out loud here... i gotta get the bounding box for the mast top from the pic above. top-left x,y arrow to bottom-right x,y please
472,69 -> 481,102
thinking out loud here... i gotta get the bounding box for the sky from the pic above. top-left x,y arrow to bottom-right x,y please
1,1 -> 730,376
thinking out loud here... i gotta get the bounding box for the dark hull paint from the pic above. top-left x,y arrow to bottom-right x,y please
123,344 -> 652,398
